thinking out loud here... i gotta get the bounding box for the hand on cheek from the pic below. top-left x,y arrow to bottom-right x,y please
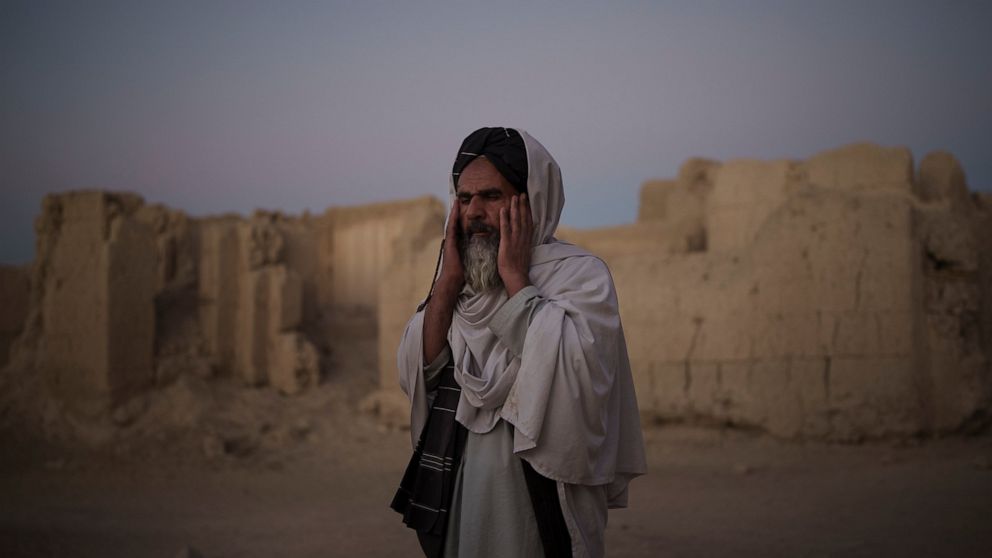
497,194 -> 533,298
439,199 -> 464,288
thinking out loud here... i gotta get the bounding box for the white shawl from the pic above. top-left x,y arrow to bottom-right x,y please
398,129 -> 646,504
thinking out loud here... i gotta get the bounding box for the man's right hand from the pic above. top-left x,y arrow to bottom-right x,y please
438,199 -> 465,289
423,199 -> 463,364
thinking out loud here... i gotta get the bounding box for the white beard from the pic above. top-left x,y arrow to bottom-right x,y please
461,234 -> 502,293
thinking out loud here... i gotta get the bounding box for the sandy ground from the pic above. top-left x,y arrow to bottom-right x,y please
2,393 -> 992,558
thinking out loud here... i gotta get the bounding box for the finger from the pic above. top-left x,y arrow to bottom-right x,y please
499,206 -> 509,248
447,200 -> 458,230
516,195 -> 529,243
509,195 -> 519,239
446,200 -> 460,241
521,194 -> 532,234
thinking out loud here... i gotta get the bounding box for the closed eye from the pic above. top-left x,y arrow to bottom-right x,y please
457,188 -> 504,203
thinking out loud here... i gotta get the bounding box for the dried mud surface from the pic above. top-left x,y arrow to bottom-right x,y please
1,376 -> 991,557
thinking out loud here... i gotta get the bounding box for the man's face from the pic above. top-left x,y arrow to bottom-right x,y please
455,157 -> 518,240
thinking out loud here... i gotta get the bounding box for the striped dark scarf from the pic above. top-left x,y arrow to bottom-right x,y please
391,360 -> 467,557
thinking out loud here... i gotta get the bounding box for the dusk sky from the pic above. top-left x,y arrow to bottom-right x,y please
2,0 -> 990,264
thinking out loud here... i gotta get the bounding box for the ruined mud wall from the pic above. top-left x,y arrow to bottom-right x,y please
17,193 -> 159,417
193,196 -> 442,396
563,144 -> 991,439
368,225 -> 444,426
3,192 -> 443,427
194,212 -> 318,393
3,143 -> 988,442
316,199 -> 444,310
0,265 -> 30,366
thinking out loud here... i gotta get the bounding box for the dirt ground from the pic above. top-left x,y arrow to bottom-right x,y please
1,376 -> 991,558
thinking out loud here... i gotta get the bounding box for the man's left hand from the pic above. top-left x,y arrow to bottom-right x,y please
498,193 -> 533,298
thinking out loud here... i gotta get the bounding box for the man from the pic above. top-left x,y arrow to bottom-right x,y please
392,128 -> 646,558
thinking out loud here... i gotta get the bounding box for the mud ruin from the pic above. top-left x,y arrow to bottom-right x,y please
1,143 -> 989,442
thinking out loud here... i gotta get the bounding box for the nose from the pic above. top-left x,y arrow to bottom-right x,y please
464,195 -> 485,221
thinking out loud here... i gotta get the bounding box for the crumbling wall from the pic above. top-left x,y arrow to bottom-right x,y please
637,157 -> 716,252
28,192 -> 158,417
705,159 -> 795,253
562,143 -> 991,439
359,199 -> 446,426
3,191 -> 443,442
0,265 -> 30,367
308,197 -> 442,309
915,152 -> 992,432
3,143 -> 987,443
611,187 -> 922,439
558,158 -> 718,259
197,217 -> 243,380
193,198 -> 446,395
557,222 -> 696,259
134,203 -> 198,293
195,212 -> 319,394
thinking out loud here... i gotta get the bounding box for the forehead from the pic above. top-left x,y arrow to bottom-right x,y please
456,157 -> 516,195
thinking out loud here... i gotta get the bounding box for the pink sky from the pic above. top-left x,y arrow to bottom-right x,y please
2,0 -> 990,263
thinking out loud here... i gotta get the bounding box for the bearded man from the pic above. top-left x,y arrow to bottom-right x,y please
392,128 -> 646,558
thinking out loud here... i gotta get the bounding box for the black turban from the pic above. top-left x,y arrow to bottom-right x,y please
452,127 -> 528,193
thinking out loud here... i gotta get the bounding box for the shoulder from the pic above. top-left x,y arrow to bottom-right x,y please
531,240 -> 609,272
550,253 -> 611,278
533,253 -> 617,309
533,244 -> 611,278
